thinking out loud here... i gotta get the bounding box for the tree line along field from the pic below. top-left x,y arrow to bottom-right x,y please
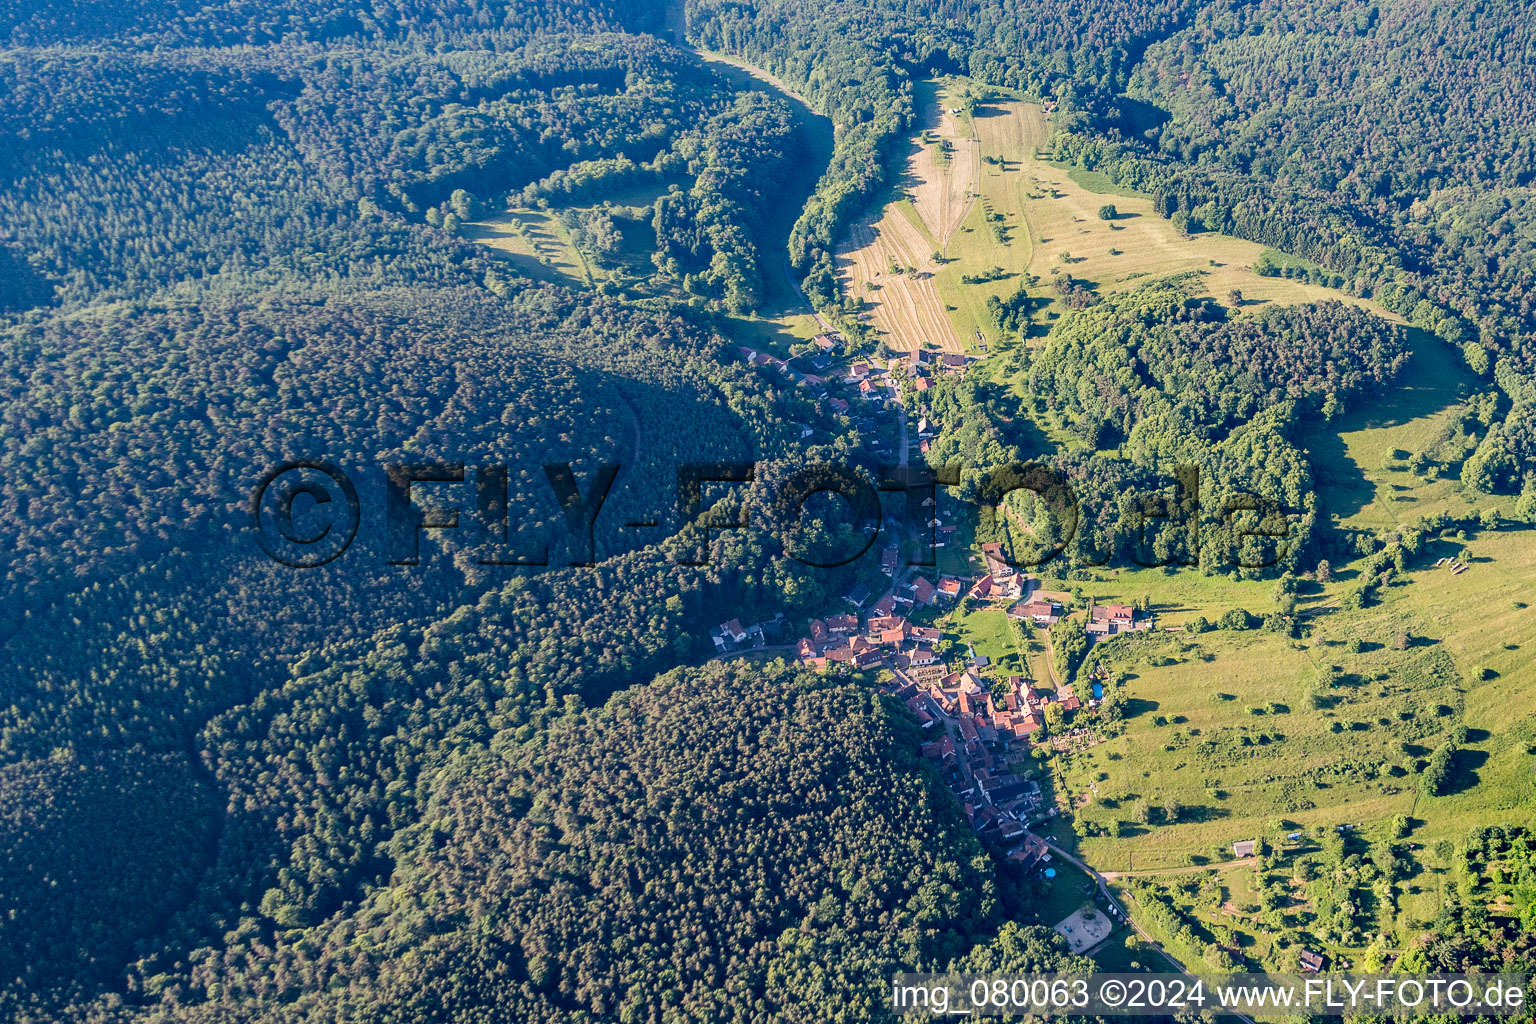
1041,521 -> 1536,957
1307,325 -> 1498,534
835,76 -> 1396,358
462,44 -> 839,352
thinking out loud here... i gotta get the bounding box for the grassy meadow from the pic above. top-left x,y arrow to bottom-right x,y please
464,210 -> 594,287
851,79 -> 1403,357
1042,522 -> 1536,955
1305,326 -> 1497,533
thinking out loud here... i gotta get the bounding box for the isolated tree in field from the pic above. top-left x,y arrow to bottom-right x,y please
1097,204 -> 1117,220
1315,559 -> 1333,582
1227,289 -> 1243,307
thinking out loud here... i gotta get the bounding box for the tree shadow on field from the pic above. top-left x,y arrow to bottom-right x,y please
1441,748 -> 1489,795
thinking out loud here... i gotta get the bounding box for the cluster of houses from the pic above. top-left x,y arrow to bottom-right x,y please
911,670 -> 1082,741
795,582 -> 945,672
898,669 -> 1063,849
740,332 -> 976,464
893,346 -> 971,386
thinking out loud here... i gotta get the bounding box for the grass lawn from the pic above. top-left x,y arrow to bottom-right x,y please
945,605 -> 1026,675
721,311 -> 823,360
1034,859 -> 1103,929
1050,524 -> 1536,947
1304,326 -> 1500,532
464,210 -> 592,287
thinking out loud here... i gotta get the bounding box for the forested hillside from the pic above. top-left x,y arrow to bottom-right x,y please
8,0 -> 1536,1017
125,665 -> 1080,1024
1045,0 -> 1536,480
0,2 -> 965,1018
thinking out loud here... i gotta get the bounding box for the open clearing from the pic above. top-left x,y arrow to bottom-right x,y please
961,93 -> 1387,332
468,48 -> 836,356
1304,327 -> 1492,533
841,77 -> 1400,357
465,211 -> 592,287
909,102 -> 980,246
1054,904 -> 1114,953
838,80 -> 973,353
1052,524 -> 1536,940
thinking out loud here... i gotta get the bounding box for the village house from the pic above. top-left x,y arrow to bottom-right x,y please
880,544 -> 899,575
851,648 -> 885,669
928,684 -> 956,715
1008,597 -> 1062,626
870,593 -> 897,618
980,541 -> 1014,579
710,617 -> 769,652
920,734 -> 956,761
1086,600 -> 1152,639
826,613 -> 859,635
905,695 -> 936,728
909,576 -> 937,605
843,583 -> 870,607
1007,833 -> 1051,871
903,643 -> 939,666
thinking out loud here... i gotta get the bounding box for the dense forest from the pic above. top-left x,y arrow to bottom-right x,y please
8,0 -> 1536,1017
916,281 -> 1409,574
0,1 -> 1100,1020
135,664 -> 1078,1023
